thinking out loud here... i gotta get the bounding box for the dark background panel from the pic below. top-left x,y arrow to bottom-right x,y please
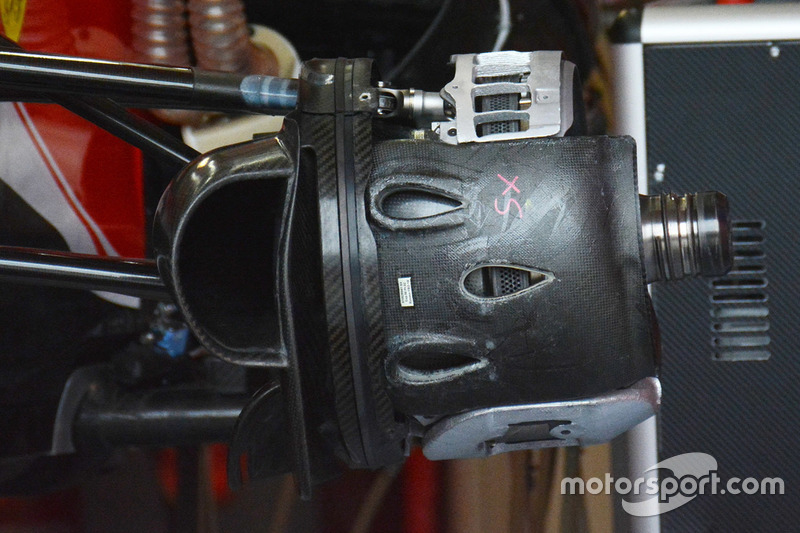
645,41 -> 800,532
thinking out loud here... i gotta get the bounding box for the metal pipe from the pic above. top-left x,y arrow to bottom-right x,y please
0,246 -> 170,300
0,49 -> 298,113
74,388 -> 247,448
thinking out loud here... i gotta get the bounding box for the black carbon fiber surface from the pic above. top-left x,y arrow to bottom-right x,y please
368,137 -> 656,415
303,113 -> 363,466
154,135 -> 295,367
644,41 -> 800,532
352,114 -> 399,441
299,58 -> 404,470
284,120 -> 339,491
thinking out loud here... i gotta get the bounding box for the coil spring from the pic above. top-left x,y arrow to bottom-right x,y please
187,0 -> 252,73
131,0 -> 192,67
132,0 -> 254,73
131,0 -> 276,124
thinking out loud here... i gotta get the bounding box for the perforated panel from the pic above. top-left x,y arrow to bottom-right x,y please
491,266 -> 530,296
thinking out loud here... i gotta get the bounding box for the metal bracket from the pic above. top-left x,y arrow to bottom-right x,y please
422,377 -> 661,460
432,50 -> 570,144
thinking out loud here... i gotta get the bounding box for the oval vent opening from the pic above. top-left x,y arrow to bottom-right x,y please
463,265 -> 552,298
396,352 -> 485,383
381,189 -> 462,220
398,352 -> 479,373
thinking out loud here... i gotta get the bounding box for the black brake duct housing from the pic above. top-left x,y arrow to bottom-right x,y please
154,58 -> 657,497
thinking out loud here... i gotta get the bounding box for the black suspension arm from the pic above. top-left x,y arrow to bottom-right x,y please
53,95 -> 200,167
0,35 -> 198,167
0,246 -> 170,301
0,48 -> 298,114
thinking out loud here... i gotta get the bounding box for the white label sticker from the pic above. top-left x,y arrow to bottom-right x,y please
398,277 -> 414,308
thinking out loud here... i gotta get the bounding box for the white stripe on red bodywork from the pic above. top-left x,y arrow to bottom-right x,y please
0,102 -> 140,308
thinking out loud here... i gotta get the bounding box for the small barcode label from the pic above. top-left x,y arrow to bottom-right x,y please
398,277 -> 414,307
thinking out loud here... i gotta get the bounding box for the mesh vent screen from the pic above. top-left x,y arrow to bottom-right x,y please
476,75 -> 520,136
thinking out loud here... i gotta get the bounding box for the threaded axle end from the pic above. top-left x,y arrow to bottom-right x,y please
640,192 -> 732,283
